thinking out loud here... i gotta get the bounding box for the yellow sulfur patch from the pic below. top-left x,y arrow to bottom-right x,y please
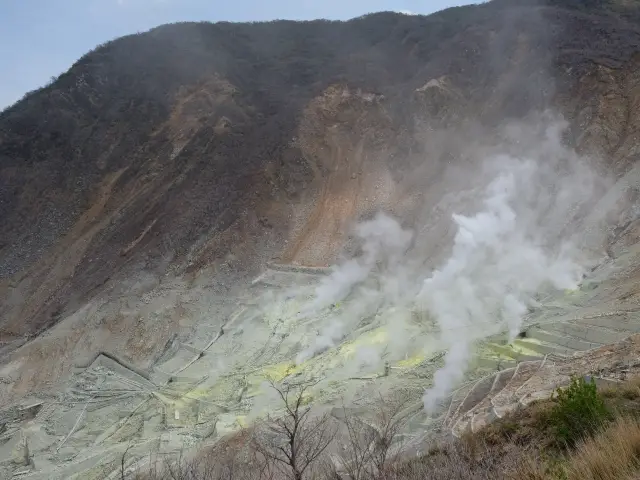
510,338 -> 544,357
396,353 -> 426,368
481,343 -> 517,361
260,362 -> 298,381
338,327 -> 388,359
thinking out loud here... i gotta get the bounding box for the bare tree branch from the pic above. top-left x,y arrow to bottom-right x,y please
336,392 -> 412,480
252,379 -> 337,480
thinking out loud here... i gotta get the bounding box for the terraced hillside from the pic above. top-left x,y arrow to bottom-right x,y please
5,228 -> 640,479
3,0 -> 640,478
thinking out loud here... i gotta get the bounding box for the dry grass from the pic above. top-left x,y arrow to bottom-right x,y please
601,377 -> 640,400
565,416 -> 640,480
385,444 -> 497,480
477,399 -> 554,447
505,456 -> 548,480
598,377 -> 640,420
383,437 -> 557,480
602,377 -> 640,401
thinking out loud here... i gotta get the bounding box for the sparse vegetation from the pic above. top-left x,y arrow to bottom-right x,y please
334,395 -> 412,480
251,379 -> 337,480
548,376 -> 610,447
126,375 -> 640,479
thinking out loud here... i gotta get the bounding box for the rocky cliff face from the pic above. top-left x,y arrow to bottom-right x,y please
1,0 -> 640,407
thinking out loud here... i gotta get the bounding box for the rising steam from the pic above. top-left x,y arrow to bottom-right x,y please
298,114 -> 605,412
306,212 -> 413,314
418,156 -> 586,410
295,212 -> 414,364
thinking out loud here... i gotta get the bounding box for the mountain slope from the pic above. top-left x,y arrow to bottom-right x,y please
1,1 -> 639,340
3,1 -> 640,476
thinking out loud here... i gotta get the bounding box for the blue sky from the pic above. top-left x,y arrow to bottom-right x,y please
0,0 -> 476,111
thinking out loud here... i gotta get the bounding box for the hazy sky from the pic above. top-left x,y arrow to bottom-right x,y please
0,0 -> 476,111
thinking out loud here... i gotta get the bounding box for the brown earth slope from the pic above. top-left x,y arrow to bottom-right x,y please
2,0 -> 640,401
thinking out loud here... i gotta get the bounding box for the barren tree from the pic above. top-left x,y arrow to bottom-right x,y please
124,441 -> 255,480
337,393 -> 413,480
204,429 -> 276,480
252,379 -> 337,480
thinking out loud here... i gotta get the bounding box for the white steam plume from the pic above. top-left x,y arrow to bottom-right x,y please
304,212 -> 413,315
298,114 -> 605,410
416,117 -> 604,410
418,158 -> 585,410
295,212 -> 414,364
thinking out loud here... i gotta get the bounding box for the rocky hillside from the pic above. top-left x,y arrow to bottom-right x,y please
5,0 -> 640,477
2,0 -> 640,444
